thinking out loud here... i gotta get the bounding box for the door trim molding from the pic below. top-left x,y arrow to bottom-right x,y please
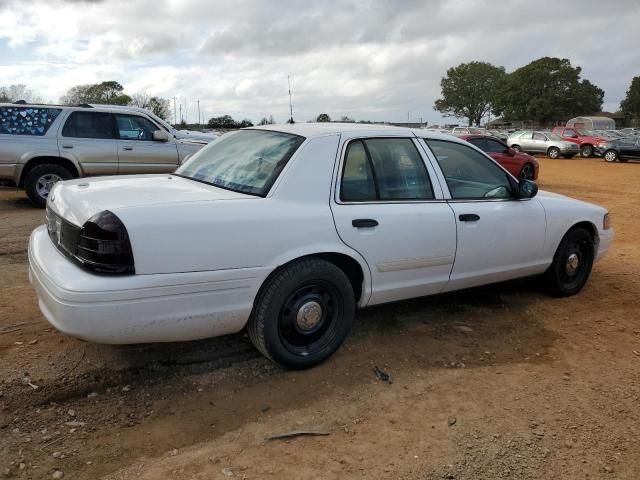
377,255 -> 454,272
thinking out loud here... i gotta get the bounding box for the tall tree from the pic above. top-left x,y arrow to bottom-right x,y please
434,61 -> 506,126
61,81 -> 131,105
129,94 -> 171,121
0,84 -> 43,103
316,113 -> 331,122
620,76 -> 640,120
495,57 -> 603,122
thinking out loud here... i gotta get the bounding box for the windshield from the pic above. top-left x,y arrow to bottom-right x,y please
175,129 -> 305,196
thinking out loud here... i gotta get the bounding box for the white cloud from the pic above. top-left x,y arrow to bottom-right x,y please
0,0 -> 638,123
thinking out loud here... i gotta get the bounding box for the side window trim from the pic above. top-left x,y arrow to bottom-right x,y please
421,138 -> 517,202
336,136 -> 438,204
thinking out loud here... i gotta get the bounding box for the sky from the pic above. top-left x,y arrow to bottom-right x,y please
0,0 -> 639,125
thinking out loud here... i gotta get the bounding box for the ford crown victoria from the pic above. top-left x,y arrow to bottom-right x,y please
29,124 -> 613,368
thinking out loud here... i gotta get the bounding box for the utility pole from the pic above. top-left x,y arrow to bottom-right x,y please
184,97 -> 188,124
179,103 -> 182,123
288,75 -> 294,123
197,100 -> 201,126
172,97 -> 177,126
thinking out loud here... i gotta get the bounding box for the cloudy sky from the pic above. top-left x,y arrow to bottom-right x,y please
0,0 -> 639,125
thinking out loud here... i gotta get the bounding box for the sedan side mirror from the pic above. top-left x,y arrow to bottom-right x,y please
516,179 -> 538,199
153,130 -> 170,142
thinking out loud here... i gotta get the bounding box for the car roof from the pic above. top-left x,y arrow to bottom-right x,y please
249,123 -> 465,143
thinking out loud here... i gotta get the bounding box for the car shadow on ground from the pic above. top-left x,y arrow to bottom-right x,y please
15,277 -> 558,409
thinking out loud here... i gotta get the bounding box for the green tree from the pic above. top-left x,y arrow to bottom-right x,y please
257,115 -> 276,125
495,57 -> 603,122
434,61 -> 506,126
340,115 -> 355,122
129,94 -> 171,121
61,81 -> 131,105
316,113 -> 331,122
620,76 -> 640,120
207,115 -> 253,129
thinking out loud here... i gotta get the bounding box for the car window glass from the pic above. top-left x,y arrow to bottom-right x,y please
341,141 -> 376,202
364,138 -> 434,200
468,138 -> 487,150
115,114 -> 158,141
424,139 -> 512,200
484,139 -> 507,153
0,107 -> 61,136
533,133 -> 546,141
61,111 -> 114,139
517,132 -> 532,140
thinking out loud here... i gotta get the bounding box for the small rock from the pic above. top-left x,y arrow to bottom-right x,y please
64,421 -> 86,427
564,440 -> 573,449
448,416 -> 457,426
222,467 -> 234,477
52,471 -> 64,480
87,392 -> 98,398
170,449 -> 178,456
52,452 -> 62,458
455,325 -> 473,333
603,466 -> 614,473
18,464 -> 25,471
28,339 -> 38,345
532,430 -> 544,437
562,375 -> 570,381
122,385 -> 131,393
67,409 -> 76,417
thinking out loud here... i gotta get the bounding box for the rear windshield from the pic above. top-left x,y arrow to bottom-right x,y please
175,129 -> 305,196
0,106 -> 61,136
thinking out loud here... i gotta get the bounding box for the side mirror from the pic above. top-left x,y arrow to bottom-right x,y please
516,179 -> 538,199
153,130 -> 170,142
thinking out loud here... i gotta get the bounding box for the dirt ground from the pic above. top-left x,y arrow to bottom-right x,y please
1,157 -> 639,480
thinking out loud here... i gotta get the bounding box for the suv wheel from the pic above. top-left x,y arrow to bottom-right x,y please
511,145 -> 522,152
547,147 -> 560,159
24,164 -> 72,208
603,150 -> 618,162
580,145 -> 593,158
247,258 -> 355,369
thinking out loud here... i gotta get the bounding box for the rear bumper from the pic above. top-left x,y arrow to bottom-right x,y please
28,225 -> 268,344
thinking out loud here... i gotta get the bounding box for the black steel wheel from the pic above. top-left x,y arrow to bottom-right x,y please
543,227 -> 595,297
247,258 -> 355,369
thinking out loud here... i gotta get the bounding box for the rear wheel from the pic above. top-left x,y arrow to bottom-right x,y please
24,163 -> 72,208
603,150 -> 618,162
519,163 -> 535,180
547,147 -> 560,159
511,145 -> 522,152
580,144 -> 593,158
247,258 -> 355,369
543,227 -> 595,297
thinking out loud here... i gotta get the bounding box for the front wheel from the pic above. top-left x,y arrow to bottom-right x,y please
543,227 -> 595,297
603,150 -> 618,162
580,144 -> 593,158
24,163 -> 73,208
547,147 -> 560,159
247,258 -> 355,369
519,163 -> 535,180
511,145 -> 522,152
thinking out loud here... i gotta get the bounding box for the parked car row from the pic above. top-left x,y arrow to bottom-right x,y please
0,102 -> 212,206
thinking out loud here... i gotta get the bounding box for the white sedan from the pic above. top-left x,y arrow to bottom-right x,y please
29,124 -> 613,368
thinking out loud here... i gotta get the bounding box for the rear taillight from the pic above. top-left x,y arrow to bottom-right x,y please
76,211 -> 135,274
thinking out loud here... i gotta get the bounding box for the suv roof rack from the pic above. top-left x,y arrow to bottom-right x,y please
77,103 -> 94,108
13,100 -> 27,104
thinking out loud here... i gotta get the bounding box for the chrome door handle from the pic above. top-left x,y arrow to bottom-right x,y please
122,146 -> 133,151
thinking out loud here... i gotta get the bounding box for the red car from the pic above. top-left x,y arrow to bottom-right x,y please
458,134 -> 539,180
551,127 -> 608,158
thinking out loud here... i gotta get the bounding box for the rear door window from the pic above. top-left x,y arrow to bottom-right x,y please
61,111 -> 115,139
0,106 -> 61,136
341,138 -> 434,202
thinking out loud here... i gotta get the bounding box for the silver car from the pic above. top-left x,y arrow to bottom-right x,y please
507,131 -> 579,159
0,102 -> 207,207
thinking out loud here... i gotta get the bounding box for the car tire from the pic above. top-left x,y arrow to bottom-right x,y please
562,154 -> 575,159
519,163 -> 535,180
547,147 -> 560,159
580,144 -> 593,158
24,163 -> 73,208
603,150 -> 618,162
247,258 -> 355,369
511,145 -> 522,152
543,227 -> 595,297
